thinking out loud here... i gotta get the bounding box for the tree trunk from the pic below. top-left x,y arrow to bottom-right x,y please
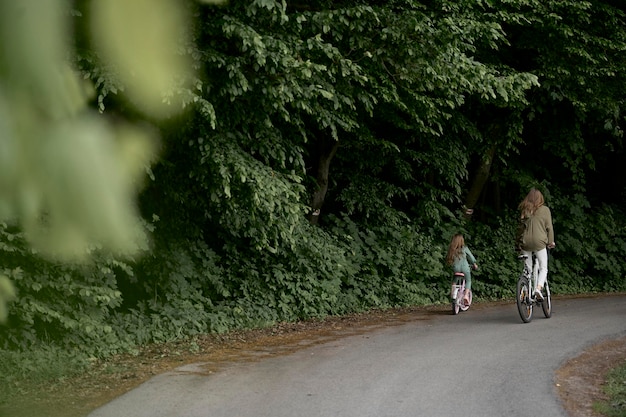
308,138 -> 339,225
463,144 -> 496,220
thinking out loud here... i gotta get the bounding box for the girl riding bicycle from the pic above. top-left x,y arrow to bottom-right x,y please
446,234 -> 478,304
516,188 -> 556,301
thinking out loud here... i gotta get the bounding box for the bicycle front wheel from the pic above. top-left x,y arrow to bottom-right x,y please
542,281 -> 552,318
516,277 -> 533,323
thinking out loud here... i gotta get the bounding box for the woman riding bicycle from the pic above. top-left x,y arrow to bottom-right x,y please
516,188 -> 556,301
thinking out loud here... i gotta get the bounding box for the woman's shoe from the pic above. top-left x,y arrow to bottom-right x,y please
534,289 -> 544,301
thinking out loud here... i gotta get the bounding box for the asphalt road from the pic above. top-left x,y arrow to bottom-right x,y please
89,295 -> 626,417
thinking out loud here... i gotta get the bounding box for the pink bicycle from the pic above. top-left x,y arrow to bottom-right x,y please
451,272 -> 472,315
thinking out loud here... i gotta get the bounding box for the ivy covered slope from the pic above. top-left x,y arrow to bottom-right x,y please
1,0 -> 626,371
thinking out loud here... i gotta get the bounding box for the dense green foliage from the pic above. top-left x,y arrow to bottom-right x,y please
1,0 -> 626,395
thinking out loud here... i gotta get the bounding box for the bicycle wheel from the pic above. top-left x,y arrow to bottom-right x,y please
460,290 -> 471,312
452,299 -> 460,315
452,287 -> 460,315
451,282 -> 461,315
541,281 -> 552,318
516,277 -> 533,323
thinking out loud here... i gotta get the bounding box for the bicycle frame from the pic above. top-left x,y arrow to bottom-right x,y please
522,254 -> 539,295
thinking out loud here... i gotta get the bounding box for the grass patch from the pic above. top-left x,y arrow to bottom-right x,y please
0,346 -> 91,406
594,362 -> 626,417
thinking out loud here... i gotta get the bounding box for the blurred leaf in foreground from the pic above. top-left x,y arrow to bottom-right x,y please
90,0 -> 193,117
0,275 -> 15,323
0,0 -> 198,320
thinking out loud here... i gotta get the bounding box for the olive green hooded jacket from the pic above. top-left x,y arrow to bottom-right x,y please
517,205 -> 555,252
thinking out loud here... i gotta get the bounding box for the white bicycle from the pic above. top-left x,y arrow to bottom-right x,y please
516,251 -> 552,323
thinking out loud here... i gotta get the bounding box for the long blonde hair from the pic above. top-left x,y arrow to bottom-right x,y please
446,234 -> 465,265
518,188 -> 544,218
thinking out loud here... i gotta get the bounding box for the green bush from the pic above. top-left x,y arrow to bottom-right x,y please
325,214 -> 444,308
551,194 -> 626,293
463,216 -> 521,300
0,223 -> 131,355
0,345 -> 90,406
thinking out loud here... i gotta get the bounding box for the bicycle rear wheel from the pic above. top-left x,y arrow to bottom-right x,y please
460,290 -> 472,311
516,277 -> 533,323
451,282 -> 462,315
452,286 -> 461,315
452,299 -> 460,315
541,281 -> 552,318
